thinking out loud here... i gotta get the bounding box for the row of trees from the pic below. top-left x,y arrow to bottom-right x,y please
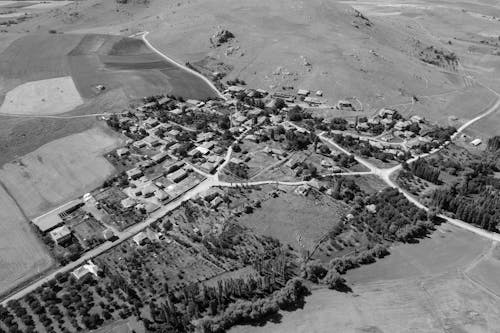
196,278 -> 309,332
404,158 -> 441,184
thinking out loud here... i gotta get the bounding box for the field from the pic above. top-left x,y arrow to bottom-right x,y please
0,76 -> 83,115
232,224 -> 500,333
235,185 -> 348,252
468,243 -> 500,297
0,125 -> 123,218
0,184 -> 53,296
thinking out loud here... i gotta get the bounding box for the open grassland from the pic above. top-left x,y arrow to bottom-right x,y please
0,184 -> 53,296
0,125 -> 123,218
236,186 -> 348,252
0,76 -> 83,115
468,243 -> 500,297
232,273 -> 500,333
232,224 -> 500,333
346,223 -> 490,283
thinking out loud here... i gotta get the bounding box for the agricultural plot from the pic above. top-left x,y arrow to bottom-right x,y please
0,126 -> 123,218
0,185 -> 53,296
0,32 -> 219,117
0,76 -> 83,115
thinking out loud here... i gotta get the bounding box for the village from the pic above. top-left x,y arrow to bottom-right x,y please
26,81 -> 467,283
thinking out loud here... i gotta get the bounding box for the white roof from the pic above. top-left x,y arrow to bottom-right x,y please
470,138 -> 482,146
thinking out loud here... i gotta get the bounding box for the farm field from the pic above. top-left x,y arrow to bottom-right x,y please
0,33 -> 219,108
0,125 -> 123,218
0,76 -> 83,115
232,224 -> 500,333
0,184 -> 53,296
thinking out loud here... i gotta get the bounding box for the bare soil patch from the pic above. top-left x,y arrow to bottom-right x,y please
0,125 -> 123,218
0,184 -> 53,296
0,76 -> 83,115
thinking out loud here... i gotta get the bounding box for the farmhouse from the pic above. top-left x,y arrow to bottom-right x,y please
49,225 -> 72,245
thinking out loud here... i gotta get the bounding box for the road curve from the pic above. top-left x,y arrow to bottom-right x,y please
139,32 -> 227,101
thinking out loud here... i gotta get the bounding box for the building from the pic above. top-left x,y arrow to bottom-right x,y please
164,161 -> 185,174
151,152 -> 169,164
72,261 -> 99,280
32,200 -> 83,233
102,229 -> 116,241
210,196 -> 224,208
144,118 -> 159,128
133,232 -> 150,246
143,135 -> 160,148
126,168 -> 143,180
470,138 -> 482,146
155,189 -> 169,201
121,197 -> 136,209
116,148 -> 129,158
167,168 -> 188,183
297,89 -> 310,96
50,225 -> 72,245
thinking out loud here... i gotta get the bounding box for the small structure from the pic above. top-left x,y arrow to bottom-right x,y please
102,228 -> 116,241
50,225 -> 72,245
295,184 -> 310,196
133,232 -> 150,246
470,138 -> 482,146
210,196 -> 224,209
297,89 -> 310,96
72,261 -> 99,280
167,169 -> 188,183
151,152 -> 169,164
143,136 -> 160,148
116,148 -> 129,158
365,204 -> 377,213
316,90 -> 323,96
126,168 -> 143,180
121,197 -> 136,209
32,200 -> 82,233
154,189 -> 169,201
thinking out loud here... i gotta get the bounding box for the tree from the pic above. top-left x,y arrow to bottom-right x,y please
323,270 -> 346,290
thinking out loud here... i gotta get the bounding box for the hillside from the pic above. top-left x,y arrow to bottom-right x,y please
1,0 -> 476,114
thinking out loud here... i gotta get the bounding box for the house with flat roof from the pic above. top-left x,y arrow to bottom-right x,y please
50,225 -> 72,245
72,261 -> 99,280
